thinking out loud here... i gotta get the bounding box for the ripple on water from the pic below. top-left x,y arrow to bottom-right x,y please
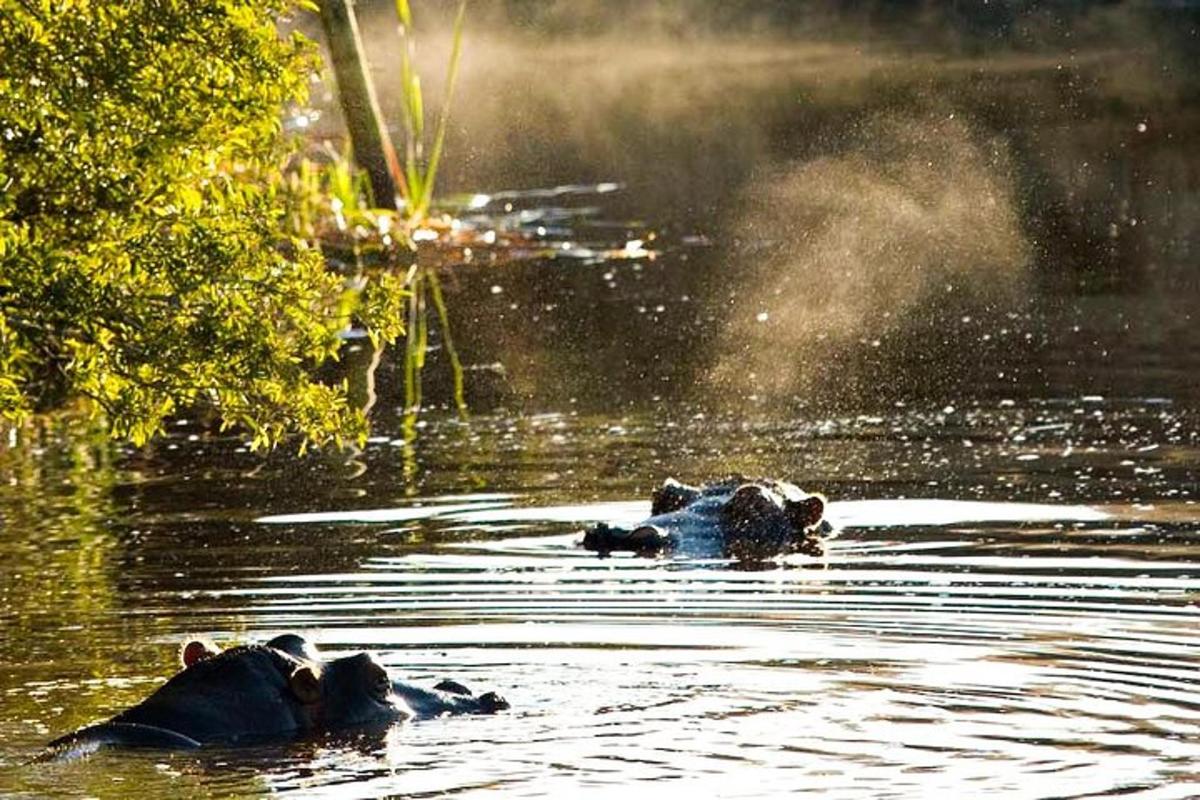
101,494 -> 1185,797
6,486 -> 1200,798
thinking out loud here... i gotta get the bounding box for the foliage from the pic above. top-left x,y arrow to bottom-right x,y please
0,0 -> 407,449
281,143 -> 401,255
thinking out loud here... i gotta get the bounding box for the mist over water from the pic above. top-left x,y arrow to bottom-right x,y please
312,4 -> 1199,412
712,113 -> 1030,402
4,4 -> 1200,798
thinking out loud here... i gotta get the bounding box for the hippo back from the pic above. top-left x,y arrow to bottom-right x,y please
113,645 -> 309,744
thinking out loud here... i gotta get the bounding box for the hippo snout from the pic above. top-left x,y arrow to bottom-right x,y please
582,522 -> 674,556
581,522 -> 615,552
478,691 -> 509,713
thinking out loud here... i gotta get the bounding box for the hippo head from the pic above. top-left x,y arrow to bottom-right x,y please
304,651 -> 406,729
41,633 -> 505,758
173,634 -> 412,734
721,481 -> 826,561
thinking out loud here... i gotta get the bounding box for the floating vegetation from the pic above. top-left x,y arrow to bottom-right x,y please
283,143 -> 660,436
284,158 -> 659,270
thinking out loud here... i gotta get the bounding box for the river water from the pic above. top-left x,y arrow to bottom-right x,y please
2,18 -> 1200,800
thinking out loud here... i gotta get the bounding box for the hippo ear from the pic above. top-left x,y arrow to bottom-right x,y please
786,495 -> 825,530
289,665 -> 323,705
267,633 -> 321,662
180,639 -> 221,668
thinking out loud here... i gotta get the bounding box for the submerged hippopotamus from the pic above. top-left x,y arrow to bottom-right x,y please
582,477 -> 834,561
40,634 -> 507,759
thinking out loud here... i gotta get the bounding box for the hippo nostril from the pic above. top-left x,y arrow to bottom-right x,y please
478,692 -> 509,713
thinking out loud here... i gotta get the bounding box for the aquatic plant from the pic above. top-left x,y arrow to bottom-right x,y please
394,0 -> 468,226
280,142 -> 467,426
0,0 -> 407,449
311,0 -> 471,426
392,0 -> 470,426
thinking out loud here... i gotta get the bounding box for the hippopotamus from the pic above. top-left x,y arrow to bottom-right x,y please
582,477 -> 834,561
40,634 -> 507,759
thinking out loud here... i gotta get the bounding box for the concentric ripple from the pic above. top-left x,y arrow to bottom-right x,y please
133,494 -> 1195,798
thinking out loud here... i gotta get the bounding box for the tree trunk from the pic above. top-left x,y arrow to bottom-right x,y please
319,0 -> 402,211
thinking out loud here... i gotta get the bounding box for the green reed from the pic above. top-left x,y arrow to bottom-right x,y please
394,0 -> 467,224
394,0 -> 470,431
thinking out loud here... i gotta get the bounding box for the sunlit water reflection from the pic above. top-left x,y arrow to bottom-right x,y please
3,403 -> 1199,797
238,494 -> 1199,797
